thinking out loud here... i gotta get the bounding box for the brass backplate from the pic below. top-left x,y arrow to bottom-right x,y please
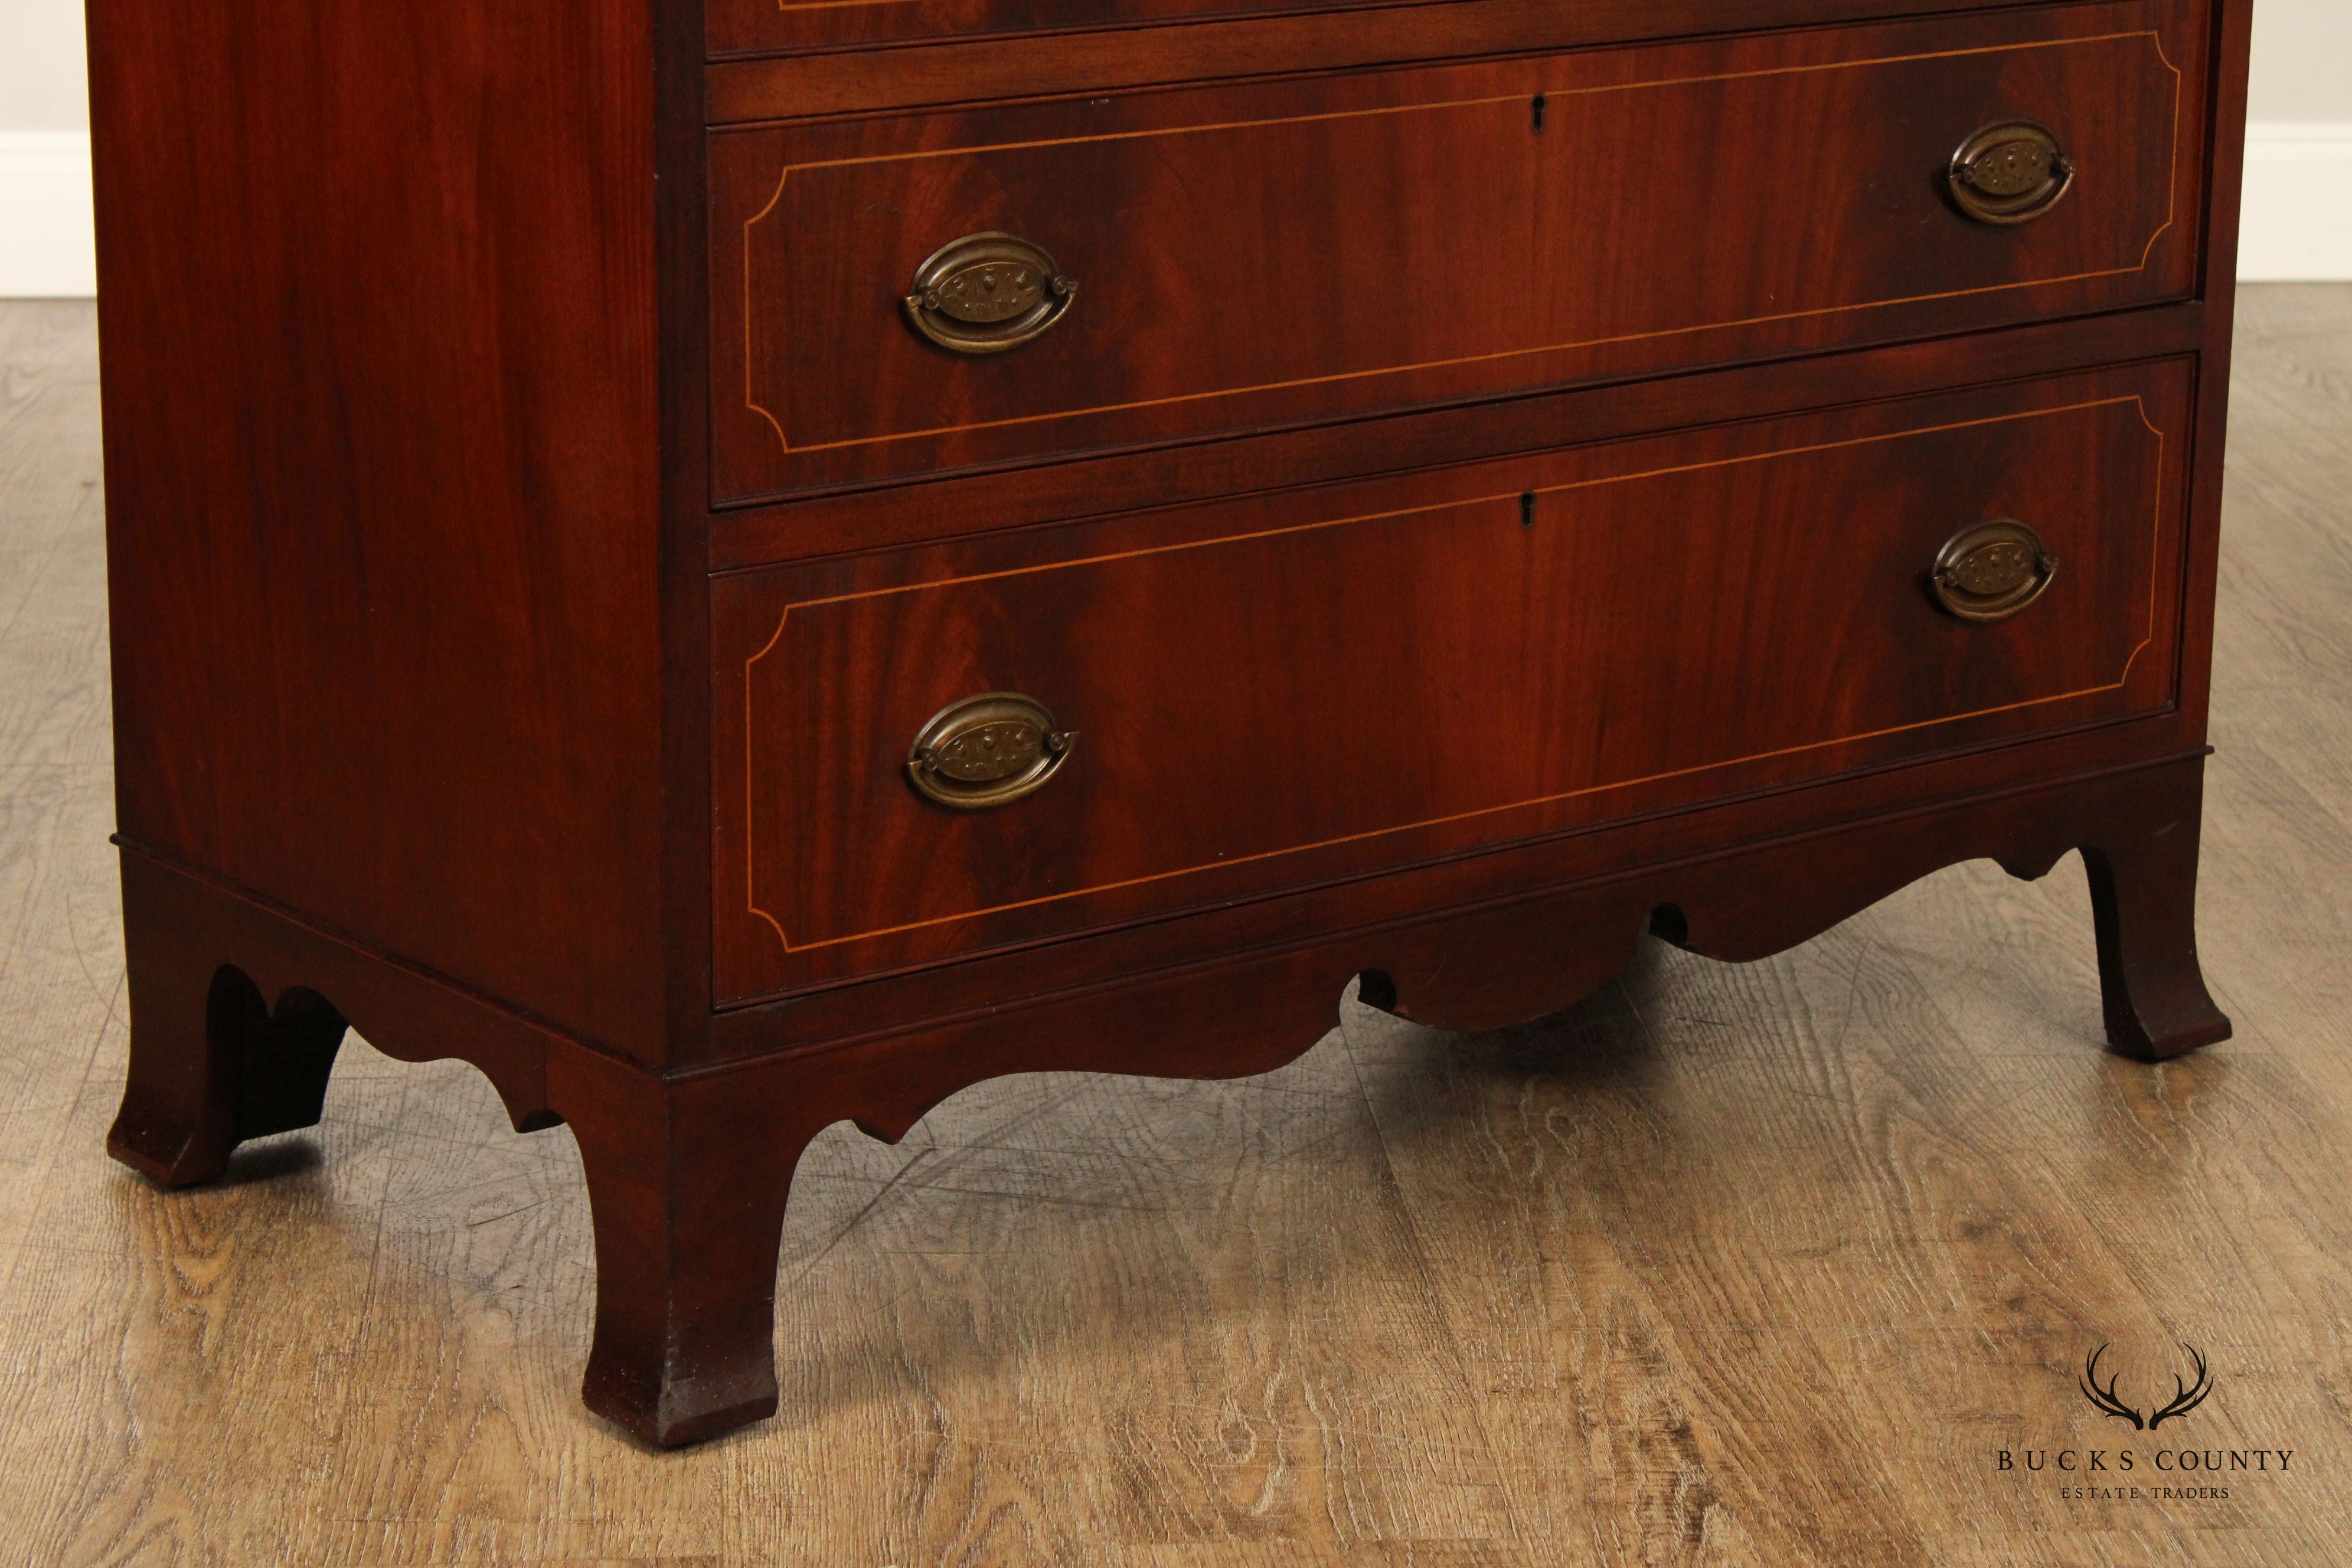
903,234 -> 1076,355
1930,519 -> 2059,623
907,693 -> 1074,809
1948,121 -> 2075,226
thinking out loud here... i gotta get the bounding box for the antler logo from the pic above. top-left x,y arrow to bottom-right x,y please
2079,1343 -> 2214,1430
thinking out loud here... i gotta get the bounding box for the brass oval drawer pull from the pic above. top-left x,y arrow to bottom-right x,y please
1948,122 -> 2076,226
903,233 -> 1076,355
1932,520 -> 2059,623
908,693 -> 1074,809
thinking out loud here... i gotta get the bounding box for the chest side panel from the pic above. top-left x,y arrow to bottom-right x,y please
89,0 -> 669,1052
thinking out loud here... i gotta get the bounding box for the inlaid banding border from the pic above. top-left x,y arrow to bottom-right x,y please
737,30 -> 2181,461
739,393 -> 2173,957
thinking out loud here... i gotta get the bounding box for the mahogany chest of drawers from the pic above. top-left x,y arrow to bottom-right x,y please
90,0 -> 2252,1445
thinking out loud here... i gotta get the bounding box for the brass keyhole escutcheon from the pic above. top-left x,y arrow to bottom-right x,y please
907,693 -> 1074,809
1930,520 -> 2059,623
1948,122 -> 2076,226
903,233 -> 1077,355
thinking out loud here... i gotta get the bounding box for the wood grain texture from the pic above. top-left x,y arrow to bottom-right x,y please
86,0 -> 670,1058
73,0 -> 2263,1484
703,0 -> 2065,120
705,304 -> 2214,571
714,365 -> 2192,995
102,734 -> 2232,1445
709,0 -> 1400,55
708,0 -> 2205,501
5,286 -> 2347,1556
702,0 -> 2064,69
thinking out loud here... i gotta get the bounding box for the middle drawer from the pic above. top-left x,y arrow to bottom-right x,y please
709,0 -> 2203,504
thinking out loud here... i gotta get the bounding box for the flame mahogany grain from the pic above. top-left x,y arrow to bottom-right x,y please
708,1 -> 2207,499
89,0 -> 2253,1448
713,365 -> 2195,995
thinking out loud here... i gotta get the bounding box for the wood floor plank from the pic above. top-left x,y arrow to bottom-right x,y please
722,1044 -> 1520,1565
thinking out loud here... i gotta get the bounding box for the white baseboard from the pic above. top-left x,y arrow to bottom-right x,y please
0,131 -> 96,299
2239,122 -> 2352,282
4,121 -> 2350,298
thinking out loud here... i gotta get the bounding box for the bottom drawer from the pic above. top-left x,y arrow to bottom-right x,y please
714,361 -> 2191,1001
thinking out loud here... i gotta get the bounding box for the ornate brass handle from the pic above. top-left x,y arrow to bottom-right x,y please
907,693 -> 1074,809
1948,122 -> 2075,226
1931,520 -> 2059,623
902,233 -> 1076,355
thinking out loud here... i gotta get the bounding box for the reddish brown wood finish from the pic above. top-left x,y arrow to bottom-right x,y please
558,1044 -> 819,1446
708,304 -> 2214,569
2173,0 -> 2258,741
86,0 -> 671,1059
714,363 -> 2194,997
107,850 -> 558,1193
705,0 -> 2044,64
91,0 -> 2253,1450
2082,809 -> 2233,1061
107,756 -> 2229,1446
706,0 -> 2066,118
710,1 -> 2206,501
713,0 -> 1386,55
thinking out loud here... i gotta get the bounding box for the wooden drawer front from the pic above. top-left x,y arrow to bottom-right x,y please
706,0 -> 2038,61
713,362 -> 2192,1001
710,0 -> 1377,56
709,1 -> 2202,505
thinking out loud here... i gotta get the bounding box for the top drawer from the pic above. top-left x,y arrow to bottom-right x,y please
709,0 -> 2206,505
708,0 -> 2042,58
710,0 -> 1382,55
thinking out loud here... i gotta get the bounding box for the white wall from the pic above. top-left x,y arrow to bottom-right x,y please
2249,0 -> 2352,120
2,1 -> 2349,293
1,0 -> 93,296
0,0 -> 89,133
2243,0 -> 2352,280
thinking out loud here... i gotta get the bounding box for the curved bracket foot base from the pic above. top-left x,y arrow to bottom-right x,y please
104,756 -> 2233,1446
105,848 -> 560,1190
2083,827 -> 2233,1062
107,965 -> 346,1188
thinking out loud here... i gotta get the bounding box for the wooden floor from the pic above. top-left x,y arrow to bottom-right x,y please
2,293 -> 2349,1567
